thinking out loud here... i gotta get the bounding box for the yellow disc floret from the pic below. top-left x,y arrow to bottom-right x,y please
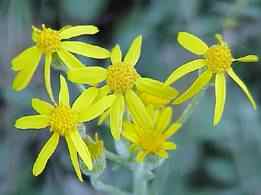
107,63 -> 139,93
205,43 -> 232,73
36,25 -> 61,54
49,105 -> 78,135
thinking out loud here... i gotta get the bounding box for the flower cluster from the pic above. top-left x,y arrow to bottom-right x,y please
13,24 -> 258,182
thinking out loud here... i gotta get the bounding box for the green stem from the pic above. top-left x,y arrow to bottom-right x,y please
133,164 -> 148,195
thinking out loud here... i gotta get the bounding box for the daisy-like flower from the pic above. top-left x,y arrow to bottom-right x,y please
68,35 -> 178,139
15,75 -> 115,182
123,106 -> 182,162
165,32 -> 259,125
11,24 -> 110,102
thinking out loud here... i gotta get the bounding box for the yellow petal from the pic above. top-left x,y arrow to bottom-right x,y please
72,87 -> 98,114
61,41 -> 110,59
136,151 -> 147,162
32,98 -> 54,115
59,25 -> 99,39
32,133 -> 59,176
11,46 -> 41,71
70,130 -> 93,170
227,68 -> 256,110
125,90 -> 153,129
164,123 -> 182,138
98,109 -> 110,125
67,66 -> 107,85
65,135 -> 83,182
59,75 -> 70,106
136,77 -> 179,100
162,142 -> 176,150
111,44 -> 122,64
44,54 -> 55,102
165,59 -> 206,85
110,94 -> 125,140
15,115 -> 49,129
156,150 -> 168,158
177,32 -> 208,55
57,49 -> 85,69
79,95 -> 116,122
124,35 -> 142,66
174,70 -> 212,104
235,55 -> 259,62
214,73 -> 226,126
122,121 -> 138,144
156,107 -> 172,131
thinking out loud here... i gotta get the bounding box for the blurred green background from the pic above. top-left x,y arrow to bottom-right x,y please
1,0 -> 261,195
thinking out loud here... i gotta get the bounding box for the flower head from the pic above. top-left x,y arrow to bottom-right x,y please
123,107 -> 181,162
165,32 -> 259,125
15,75 -> 115,182
68,35 -> 179,140
11,24 -> 110,102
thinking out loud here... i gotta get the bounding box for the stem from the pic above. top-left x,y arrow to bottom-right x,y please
133,164 -> 148,195
105,150 -> 131,168
91,176 -> 131,195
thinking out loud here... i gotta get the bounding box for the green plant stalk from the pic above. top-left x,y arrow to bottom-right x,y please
133,163 -> 148,195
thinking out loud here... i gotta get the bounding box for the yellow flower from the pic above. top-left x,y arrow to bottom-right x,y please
123,106 -> 182,162
68,35 -> 178,139
11,24 -> 110,102
15,75 -> 115,182
165,32 -> 259,125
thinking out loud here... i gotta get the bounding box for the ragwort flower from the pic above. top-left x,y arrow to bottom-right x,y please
11,24 -> 110,102
165,32 -> 258,125
68,35 -> 178,139
15,75 -> 115,182
123,107 -> 182,162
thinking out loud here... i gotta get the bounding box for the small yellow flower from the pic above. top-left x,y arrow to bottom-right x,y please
68,35 -> 179,139
123,107 -> 182,162
11,24 -> 110,102
165,32 -> 259,125
15,75 -> 115,182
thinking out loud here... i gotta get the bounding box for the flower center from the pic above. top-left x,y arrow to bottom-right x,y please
49,105 -> 78,136
107,63 -> 139,93
138,130 -> 165,153
205,44 -> 232,73
36,25 -> 61,54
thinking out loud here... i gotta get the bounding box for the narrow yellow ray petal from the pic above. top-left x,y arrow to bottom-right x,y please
110,94 -> 125,140
70,130 -> 93,170
122,121 -> 138,143
164,123 -> 182,138
173,70 -> 213,104
125,90 -> 153,129
57,49 -> 85,69
15,115 -> 49,129
32,98 -> 54,115
59,75 -> 70,106
136,78 -> 179,100
79,95 -> 116,122
111,44 -> 122,64
235,55 -> 259,62
165,59 -> 206,85
156,107 -> 172,131
67,66 -> 107,85
177,32 -> 208,55
72,87 -> 98,114
11,46 -> 41,71
136,151 -> 147,162
227,68 -> 256,110
44,54 -> 55,103
61,41 -> 110,59
60,25 -> 99,39
214,73 -> 226,126
98,109 -> 110,125
32,133 -> 59,176
124,35 -> 142,66
156,150 -> 168,158
162,142 -> 177,150
65,135 -> 83,182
